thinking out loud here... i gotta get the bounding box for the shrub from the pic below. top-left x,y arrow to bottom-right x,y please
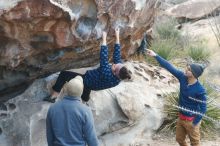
159,91 -> 179,132
187,45 -> 210,61
151,18 -> 187,61
154,18 -> 180,40
151,39 -> 176,60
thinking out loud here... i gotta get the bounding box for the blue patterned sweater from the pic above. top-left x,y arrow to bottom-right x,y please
84,44 -> 121,90
155,55 -> 207,125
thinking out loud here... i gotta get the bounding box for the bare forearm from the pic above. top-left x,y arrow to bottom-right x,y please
102,31 -> 107,45
115,28 -> 120,44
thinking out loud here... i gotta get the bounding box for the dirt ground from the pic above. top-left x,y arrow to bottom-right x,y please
150,138 -> 220,146
150,133 -> 220,146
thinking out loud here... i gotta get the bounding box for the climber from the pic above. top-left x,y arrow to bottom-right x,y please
146,49 -> 207,146
46,76 -> 99,146
44,28 -> 132,103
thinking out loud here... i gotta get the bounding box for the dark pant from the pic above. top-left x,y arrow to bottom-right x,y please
52,71 -> 91,102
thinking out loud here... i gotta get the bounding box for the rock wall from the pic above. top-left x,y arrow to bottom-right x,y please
0,0 -> 158,101
165,0 -> 220,20
0,61 -> 178,146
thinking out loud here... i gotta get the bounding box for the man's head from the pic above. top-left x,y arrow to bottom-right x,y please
185,63 -> 205,79
63,76 -> 84,97
112,63 -> 131,80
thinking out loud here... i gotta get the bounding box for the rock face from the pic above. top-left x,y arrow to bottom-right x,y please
0,0 -> 157,101
0,61 -> 177,146
181,15 -> 220,85
181,15 -> 220,38
166,0 -> 220,19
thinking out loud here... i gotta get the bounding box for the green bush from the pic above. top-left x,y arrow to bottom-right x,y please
151,18 -> 187,61
151,39 -> 176,60
159,91 -> 179,132
187,45 -> 210,61
159,82 -> 220,137
155,18 -> 180,40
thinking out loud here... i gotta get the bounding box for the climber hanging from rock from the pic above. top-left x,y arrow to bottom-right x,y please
44,28 -> 132,103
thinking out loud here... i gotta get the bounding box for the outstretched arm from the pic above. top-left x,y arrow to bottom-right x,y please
102,31 -> 107,46
146,49 -> 184,79
100,31 -> 111,77
115,28 -> 120,44
100,31 -> 109,68
113,28 -> 122,64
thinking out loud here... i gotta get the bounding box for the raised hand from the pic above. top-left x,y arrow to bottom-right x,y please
115,27 -> 120,35
146,49 -> 157,57
115,27 -> 120,44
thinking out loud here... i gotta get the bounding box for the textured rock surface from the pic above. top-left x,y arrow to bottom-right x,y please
181,15 -> 220,38
166,0 -> 220,19
181,15 -> 220,85
0,0 -> 157,100
0,61 -> 178,146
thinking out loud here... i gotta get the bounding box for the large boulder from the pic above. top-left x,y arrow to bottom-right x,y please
181,15 -> 220,38
0,0 -> 157,101
165,0 -> 220,20
181,15 -> 220,86
0,61 -> 178,146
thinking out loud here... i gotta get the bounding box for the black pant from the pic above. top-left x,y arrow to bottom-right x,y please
52,71 -> 91,102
